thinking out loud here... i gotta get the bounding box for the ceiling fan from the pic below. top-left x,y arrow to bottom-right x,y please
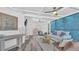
44,7 -> 63,16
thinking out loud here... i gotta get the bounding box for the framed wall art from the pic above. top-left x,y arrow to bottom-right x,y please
0,12 -> 18,30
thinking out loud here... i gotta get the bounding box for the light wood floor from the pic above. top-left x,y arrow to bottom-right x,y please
16,36 -> 79,51
66,42 -> 79,51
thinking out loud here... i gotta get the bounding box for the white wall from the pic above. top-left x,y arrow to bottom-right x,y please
26,17 -> 49,35
0,8 -> 25,50
0,7 -> 50,50
0,7 -> 25,35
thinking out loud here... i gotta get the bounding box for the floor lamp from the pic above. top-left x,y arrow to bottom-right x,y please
22,19 -> 28,50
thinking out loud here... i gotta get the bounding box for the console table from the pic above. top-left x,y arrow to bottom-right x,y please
0,34 -> 25,51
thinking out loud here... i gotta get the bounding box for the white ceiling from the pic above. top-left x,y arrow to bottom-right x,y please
9,7 -> 79,19
12,7 -> 54,13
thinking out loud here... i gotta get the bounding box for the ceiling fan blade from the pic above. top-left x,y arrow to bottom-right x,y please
55,7 -> 63,11
70,7 -> 79,10
44,11 -> 54,13
44,7 -> 63,13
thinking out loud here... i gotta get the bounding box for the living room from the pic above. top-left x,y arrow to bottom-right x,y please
0,7 -> 79,51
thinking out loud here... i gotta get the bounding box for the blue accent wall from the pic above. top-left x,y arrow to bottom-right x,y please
51,12 -> 79,41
